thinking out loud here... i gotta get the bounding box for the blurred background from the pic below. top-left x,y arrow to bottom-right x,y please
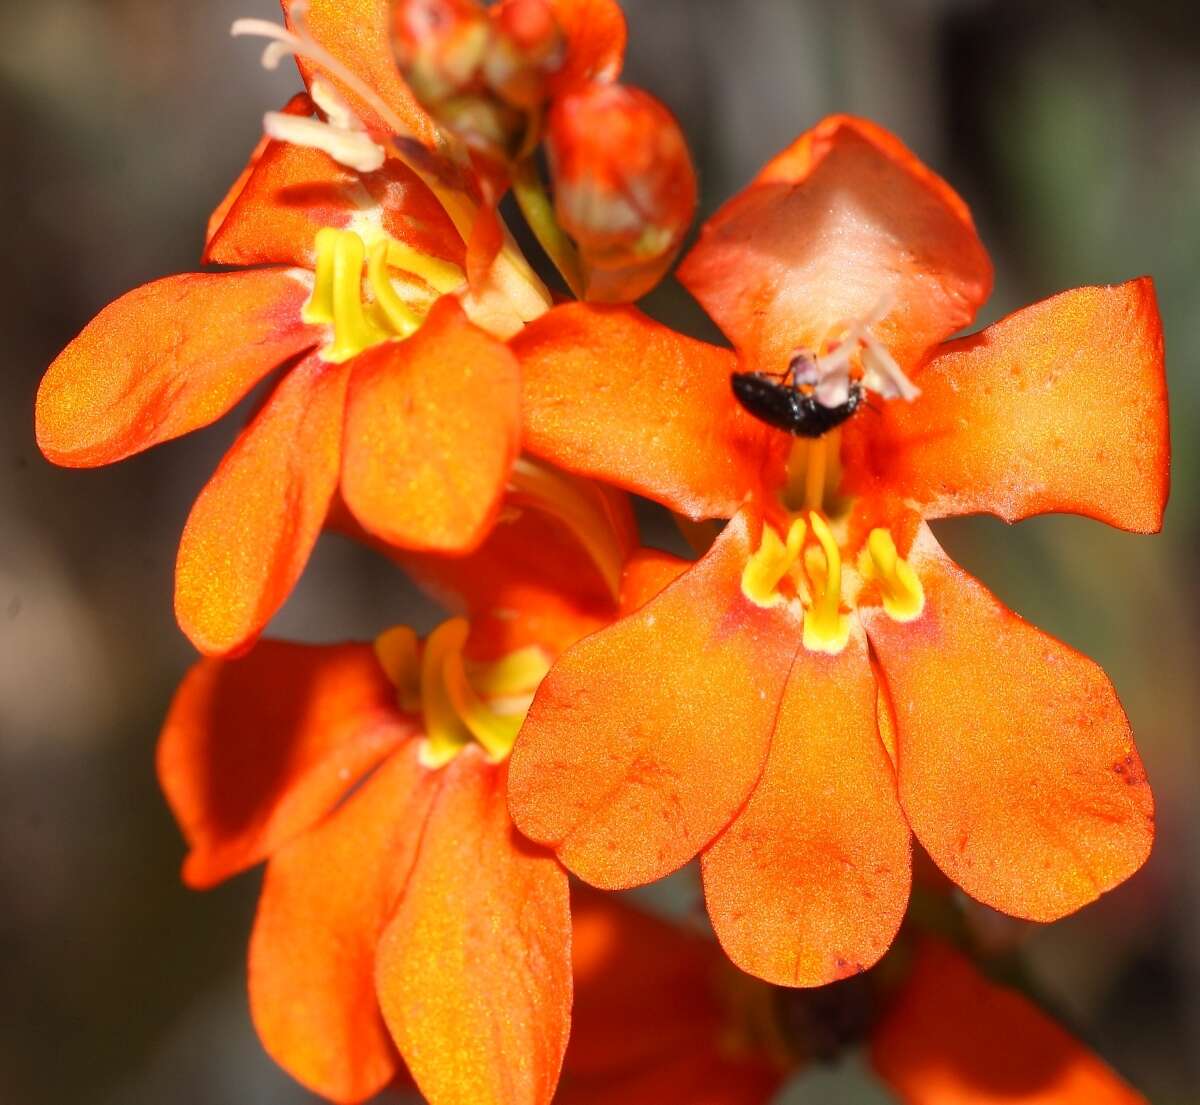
1,0 -> 1197,1101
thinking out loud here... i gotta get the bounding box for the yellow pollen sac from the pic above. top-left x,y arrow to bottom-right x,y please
741,517 -> 806,608
802,512 -> 850,655
858,528 -> 925,622
375,619 -> 548,770
301,227 -> 466,363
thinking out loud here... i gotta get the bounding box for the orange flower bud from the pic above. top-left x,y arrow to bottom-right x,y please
547,83 -> 697,302
488,0 -> 566,109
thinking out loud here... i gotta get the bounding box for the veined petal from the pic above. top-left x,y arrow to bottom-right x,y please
376,753 -> 571,1105
282,0 -> 439,145
702,628 -> 911,987
205,139 -> 464,269
249,743 -> 439,1105
678,114 -> 992,375
175,354 -> 349,656
36,270 -> 316,467
842,279 -> 1169,534
870,940 -> 1147,1105
508,511 -> 799,889
158,641 -> 413,888
861,525 -> 1153,922
513,304 -> 779,520
546,0 -> 627,94
340,297 -> 521,552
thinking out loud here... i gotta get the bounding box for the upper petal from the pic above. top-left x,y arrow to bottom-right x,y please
283,0 -> 439,145
702,627 -> 911,987
158,640 -> 413,888
205,139 -> 464,269
513,303 -> 779,520
175,354 -> 349,656
249,742 -> 439,1105
375,753 -> 572,1105
870,940 -> 1147,1105
508,510 -> 800,889
340,297 -> 521,553
677,114 -> 993,375
861,525 -> 1154,922
546,0 -> 627,93
843,279 -> 1169,533
36,270 -> 316,467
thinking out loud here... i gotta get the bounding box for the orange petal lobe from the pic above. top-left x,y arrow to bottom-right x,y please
548,0 -> 627,93
175,355 -> 349,656
36,270 -> 316,467
376,754 -> 571,1105
508,510 -> 800,888
843,279 -> 1169,533
282,0 -> 439,145
340,297 -> 521,552
861,525 -> 1153,922
702,629 -> 911,986
205,141 -> 463,269
158,641 -> 413,888
514,303 -> 778,519
249,743 -> 438,1105
678,114 -> 992,374
871,940 -> 1147,1105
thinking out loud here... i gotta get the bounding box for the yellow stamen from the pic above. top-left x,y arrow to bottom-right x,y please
802,512 -> 850,654
858,528 -> 925,622
367,240 -> 422,338
384,240 -> 466,295
442,645 -> 524,761
419,619 -> 475,768
374,625 -> 420,711
466,646 -> 550,697
741,517 -> 806,608
507,458 -> 627,604
301,226 -> 339,326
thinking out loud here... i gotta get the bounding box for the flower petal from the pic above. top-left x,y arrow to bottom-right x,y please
376,753 -> 571,1105
871,940 -> 1147,1105
513,303 -> 778,520
702,628 -> 911,986
560,1052 -> 781,1105
547,0 -> 627,93
175,354 -> 349,656
340,297 -> 521,552
205,140 -> 464,269
282,0 -> 438,144
861,525 -> 1153,922
677,114 -> 993,375
842,279 -> 1169,533
249,742 -> 438,1105
508,510 -> 800,889
36,270 -> 316,467
158,641 -> 413,888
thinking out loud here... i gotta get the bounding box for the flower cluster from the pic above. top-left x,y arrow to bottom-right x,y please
37,1 -> 1167,1103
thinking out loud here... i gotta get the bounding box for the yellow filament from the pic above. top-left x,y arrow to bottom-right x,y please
385,240 -> 465,294
466,646 -> 550,697
802,512 -> 850,654
442,647 -> 524,761
374,625 -> 421,711
858,528 -> 925,622
507,458 -> 627,603
302,226 -> 338,326
741,517 -> 806,608
419,619 -> 475,768
367,240 -> 422,338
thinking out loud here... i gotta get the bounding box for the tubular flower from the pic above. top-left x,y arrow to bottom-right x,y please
508,114 -> 1169,986
157,485 -> 687,1105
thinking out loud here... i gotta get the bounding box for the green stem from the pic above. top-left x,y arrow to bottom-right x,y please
511,157 -> 585,299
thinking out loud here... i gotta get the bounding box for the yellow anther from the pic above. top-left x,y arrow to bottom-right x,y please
374,624 -> 421,711
802,512 -> 850,654
367,240 -> 422,338
741,517 -> 807,608
385,240 -> 466,295
414,618 -> 547,769
858,528 -> 925,622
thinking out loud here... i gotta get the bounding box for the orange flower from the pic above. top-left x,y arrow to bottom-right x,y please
158,486 -> 685,1105
507,114 -> 1168,985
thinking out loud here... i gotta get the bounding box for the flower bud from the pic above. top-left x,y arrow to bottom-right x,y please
547,83 -> 697,302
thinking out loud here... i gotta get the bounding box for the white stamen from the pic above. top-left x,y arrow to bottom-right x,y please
309,76 -> 363,132
231,3 -> 413,139
815,369 -> 851,408
862,341 -> 920,402
263,111 -> 386,172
